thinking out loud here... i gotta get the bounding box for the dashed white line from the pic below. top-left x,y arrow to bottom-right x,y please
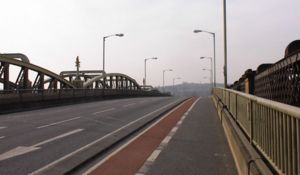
0,136 -> 5,139
93,108 -> 115,115
0,126 -> 7,130
137,97 -> 200,175
123,103 -> 136,107
147,150 -> 161,162
36,117 -> 81,129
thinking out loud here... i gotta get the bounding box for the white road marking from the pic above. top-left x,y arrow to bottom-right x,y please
31,99 -> 181,175
147,150 -> 161,162
93,108 -> 115,115
0,129 -> 83,161
36,117 -> 81,129
161,135 -> 172,145
123,103 -> 136,107
0,136 -> 5,139
137,97 -> 200,175
0,126 -> 7,130
83,99 -> 185,175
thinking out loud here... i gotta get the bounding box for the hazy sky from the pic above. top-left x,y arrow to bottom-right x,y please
1,0 -> 300,86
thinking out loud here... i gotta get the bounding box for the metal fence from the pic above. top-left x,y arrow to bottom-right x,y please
213,88 -> 300,175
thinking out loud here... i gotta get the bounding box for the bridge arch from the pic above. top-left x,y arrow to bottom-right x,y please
83,73 -> 141,90
0,55 -> 75,91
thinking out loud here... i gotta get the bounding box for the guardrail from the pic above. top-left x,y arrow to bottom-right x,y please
0,89 -> 170,113
213,88 -> 300,175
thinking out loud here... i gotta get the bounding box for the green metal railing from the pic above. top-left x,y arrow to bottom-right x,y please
213,88 -> 300,175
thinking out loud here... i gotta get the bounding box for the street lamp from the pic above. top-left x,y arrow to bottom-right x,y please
102,33 -> 124,72
144,57 -> 158,86
200,57 -> 213,87
172,77 -> 181,95
202,68 -> 213,89
163,69 -> 173,92
223,0 -> 228,87
193,29 -> 216,87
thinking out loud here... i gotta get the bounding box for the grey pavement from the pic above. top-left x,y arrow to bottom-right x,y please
0,97 -> 181,175
146,97 -> 238,175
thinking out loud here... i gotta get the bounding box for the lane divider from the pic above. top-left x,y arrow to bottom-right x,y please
93,108 -> 115,115
0,136 -> 5,140
36,117 -> 81,129
122,103 -> 136,108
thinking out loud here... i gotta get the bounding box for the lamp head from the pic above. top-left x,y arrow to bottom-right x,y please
116,33 -> 124,37
193,30 -> 202,33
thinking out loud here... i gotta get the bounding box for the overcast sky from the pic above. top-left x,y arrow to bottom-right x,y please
1,0 -> 300,86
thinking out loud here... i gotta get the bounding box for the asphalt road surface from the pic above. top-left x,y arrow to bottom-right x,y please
0,97 -> 181,174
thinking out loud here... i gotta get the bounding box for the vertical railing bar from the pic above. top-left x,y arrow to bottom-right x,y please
274,111 -> 280,167
296,119 -> 300,175
291,117 -> 296,175
283,114 -> 287,174
287,115 -> 292,175
279,112 -> 284,171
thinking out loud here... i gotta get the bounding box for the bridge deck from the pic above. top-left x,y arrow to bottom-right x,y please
144,97 -> 237,175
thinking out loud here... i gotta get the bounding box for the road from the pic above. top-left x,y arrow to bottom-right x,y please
0,97 -> 182,174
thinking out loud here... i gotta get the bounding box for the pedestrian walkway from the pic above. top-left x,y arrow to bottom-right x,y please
143,97 -> 238,175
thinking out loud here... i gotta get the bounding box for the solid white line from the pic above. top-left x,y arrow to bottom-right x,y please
123,103 -> 136,107
93,108 -> 115,115
0,129 -> 83,161
0,136 -> 5,139
36,117 -> 81,129
30,99 -> 181,175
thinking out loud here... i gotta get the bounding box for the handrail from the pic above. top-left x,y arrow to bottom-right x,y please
213,87 -> 300,175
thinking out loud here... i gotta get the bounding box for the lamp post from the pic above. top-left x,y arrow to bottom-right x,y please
223,0 -> 228,87
144,57 -> 158,86
102,33 -> 124,72
193,29 -> 216,87
200,56 -> 213,86
172,77 -> 181,95
163,69 -> 173,92
202,68 -> 213,89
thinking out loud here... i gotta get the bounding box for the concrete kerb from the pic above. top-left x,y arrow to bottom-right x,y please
212,95 -> 273,175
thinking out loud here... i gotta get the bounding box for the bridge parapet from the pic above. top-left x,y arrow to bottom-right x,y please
213,88 -> 300,175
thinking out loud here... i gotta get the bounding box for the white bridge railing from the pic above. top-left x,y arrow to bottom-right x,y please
213,88 -> 300,175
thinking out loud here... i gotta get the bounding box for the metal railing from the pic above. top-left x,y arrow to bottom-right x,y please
213,88 -> 300,175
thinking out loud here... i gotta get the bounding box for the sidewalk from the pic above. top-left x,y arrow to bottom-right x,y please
143,97 -> 237,175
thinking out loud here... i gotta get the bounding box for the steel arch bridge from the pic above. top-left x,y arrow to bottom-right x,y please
83,73 -> 141,90
0,54 -> 142,92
